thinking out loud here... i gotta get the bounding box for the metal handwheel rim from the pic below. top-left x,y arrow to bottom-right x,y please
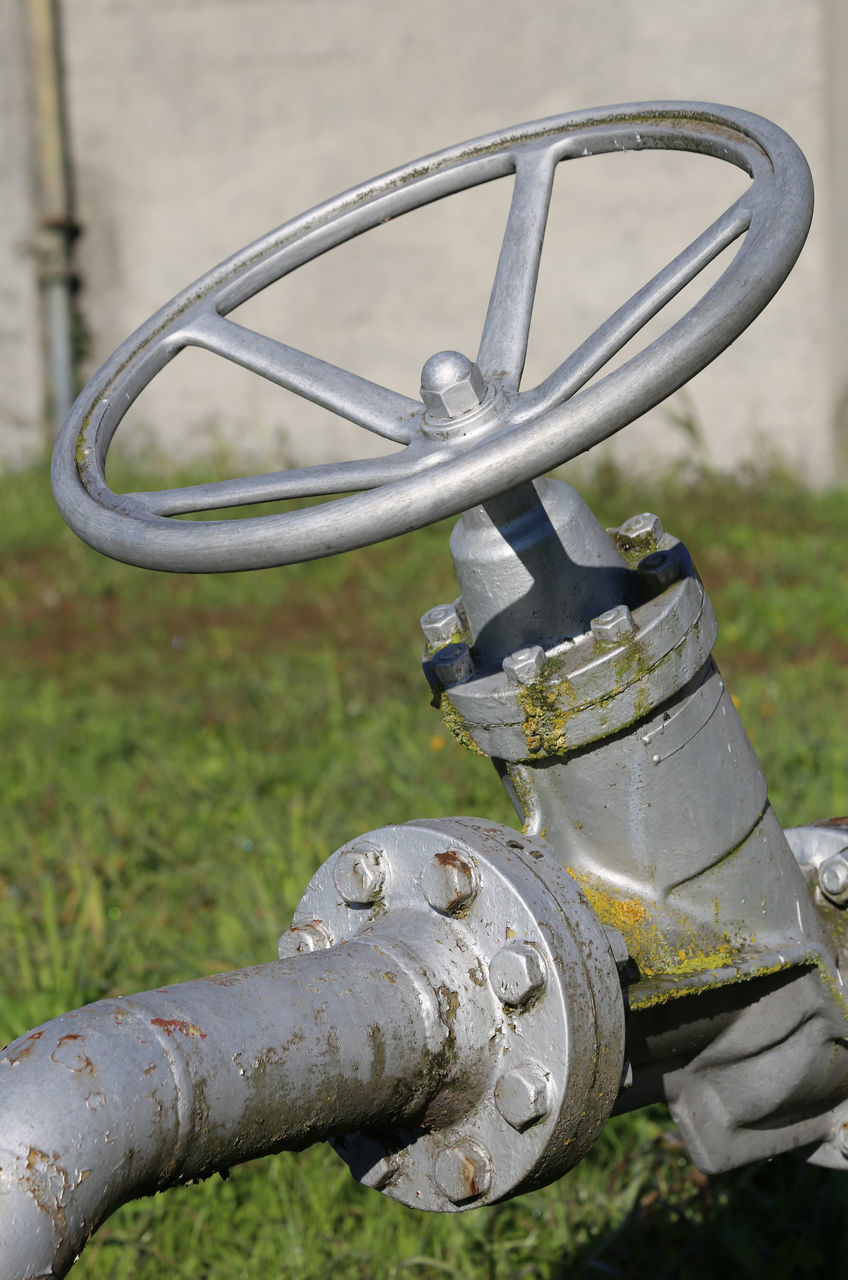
51,101 -> 813,573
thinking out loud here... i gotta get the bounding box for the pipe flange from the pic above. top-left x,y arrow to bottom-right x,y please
437,558 -> 717,761
282,818 -> 625,1211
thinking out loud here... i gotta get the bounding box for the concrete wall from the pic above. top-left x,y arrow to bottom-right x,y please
1,1 -> 45,467
7,0 -> 847,485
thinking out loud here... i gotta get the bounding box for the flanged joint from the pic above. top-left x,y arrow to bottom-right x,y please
420,350 -> 486,420
291,818 -> 626,1212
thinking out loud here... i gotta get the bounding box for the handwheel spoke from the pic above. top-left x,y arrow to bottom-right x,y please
476,145 -> 558,391
129,450 -> 428,517
182,311 -> 422,444
517,194 -> 754,420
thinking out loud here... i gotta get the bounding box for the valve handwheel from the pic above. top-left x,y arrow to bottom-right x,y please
51,102 -> 812,573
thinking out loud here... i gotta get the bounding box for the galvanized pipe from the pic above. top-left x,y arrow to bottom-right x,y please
0,941 -> 444,1279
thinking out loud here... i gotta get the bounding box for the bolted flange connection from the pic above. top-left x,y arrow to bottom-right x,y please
420,350 -> 487,421
287,818 -> 626,1212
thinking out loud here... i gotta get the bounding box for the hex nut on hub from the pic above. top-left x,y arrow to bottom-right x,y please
333,842 -> 385,905
494,1062 -> 551,1131
420,350 -> 486,420
489,941 -> 546,1006
433,1137 -> 492,1203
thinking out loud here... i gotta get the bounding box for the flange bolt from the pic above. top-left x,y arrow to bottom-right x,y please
591,605 -> 636,647
618,512 -> 664,550
819,852 -> 848,905
277,919 -> 333,958
420,602 -> 463,649
433,1137 -> 492,1203
489,941 -> 546,1006
503,645 -> 546,687
494,1062 -> 551,1131
333,841 -> 385,905
638,548 -> 683,591
431,642 -> 474,689
422,850 -> 479,914
420,350 -> 486,420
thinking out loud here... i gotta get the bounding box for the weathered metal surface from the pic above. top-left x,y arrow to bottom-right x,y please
0,945 -> 445,1278
27,98 -> 848,1275
288,818 -> 625,1210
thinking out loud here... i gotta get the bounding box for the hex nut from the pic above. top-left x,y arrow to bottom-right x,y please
333,842 -> 385,905
489,941 -> 546,1006
618,512 -> 663,549
638,548 -> 682,591
819,853 -> 848,905
422,850 -> 479,914
277,920 -> 333,959
359,1153 -> 400,1189
603,925 -> 629,971
590,605 -> 636,646
431,642 -> 474,689
433,1137 -> 492,1203
420,602 -> 462,648
502,645 -> 546,687
494,1062 -> 551,1131
420,350 -> 486,420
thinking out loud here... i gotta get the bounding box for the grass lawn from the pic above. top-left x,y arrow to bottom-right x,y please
1,458 -> 848,1277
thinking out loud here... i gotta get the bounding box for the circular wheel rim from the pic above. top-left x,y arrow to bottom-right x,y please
51,101 -> 813,572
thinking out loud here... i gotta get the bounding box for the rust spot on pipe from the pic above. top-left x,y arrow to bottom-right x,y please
4,1030 -> 44,1066
51,1034 -> 96,1074
150,1018 -> 207,1039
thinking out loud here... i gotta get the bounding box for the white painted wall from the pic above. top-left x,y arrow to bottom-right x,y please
7,0 -> 846,483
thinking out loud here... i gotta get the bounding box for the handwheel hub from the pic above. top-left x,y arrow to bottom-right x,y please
419,349 -> 487,421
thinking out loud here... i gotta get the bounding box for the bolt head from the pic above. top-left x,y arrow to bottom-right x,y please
819,853 -> 848,904
618,512 -> 664,549
420,350 -> 486,420
333,842 -> 385,905
590,605 -> 636,646
603,925 -> 629,970
420,602 -> 462,649
277,919 -> 333,958
422,850 -> 478,914
638,549 -> 682,591
431,642 -> 474,689
502,645 -> 546,687
489,941 -> 546,1006
359,1153 -> 400,1189
494,1062 -> 551,1131
433,1137 -> 492,1203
